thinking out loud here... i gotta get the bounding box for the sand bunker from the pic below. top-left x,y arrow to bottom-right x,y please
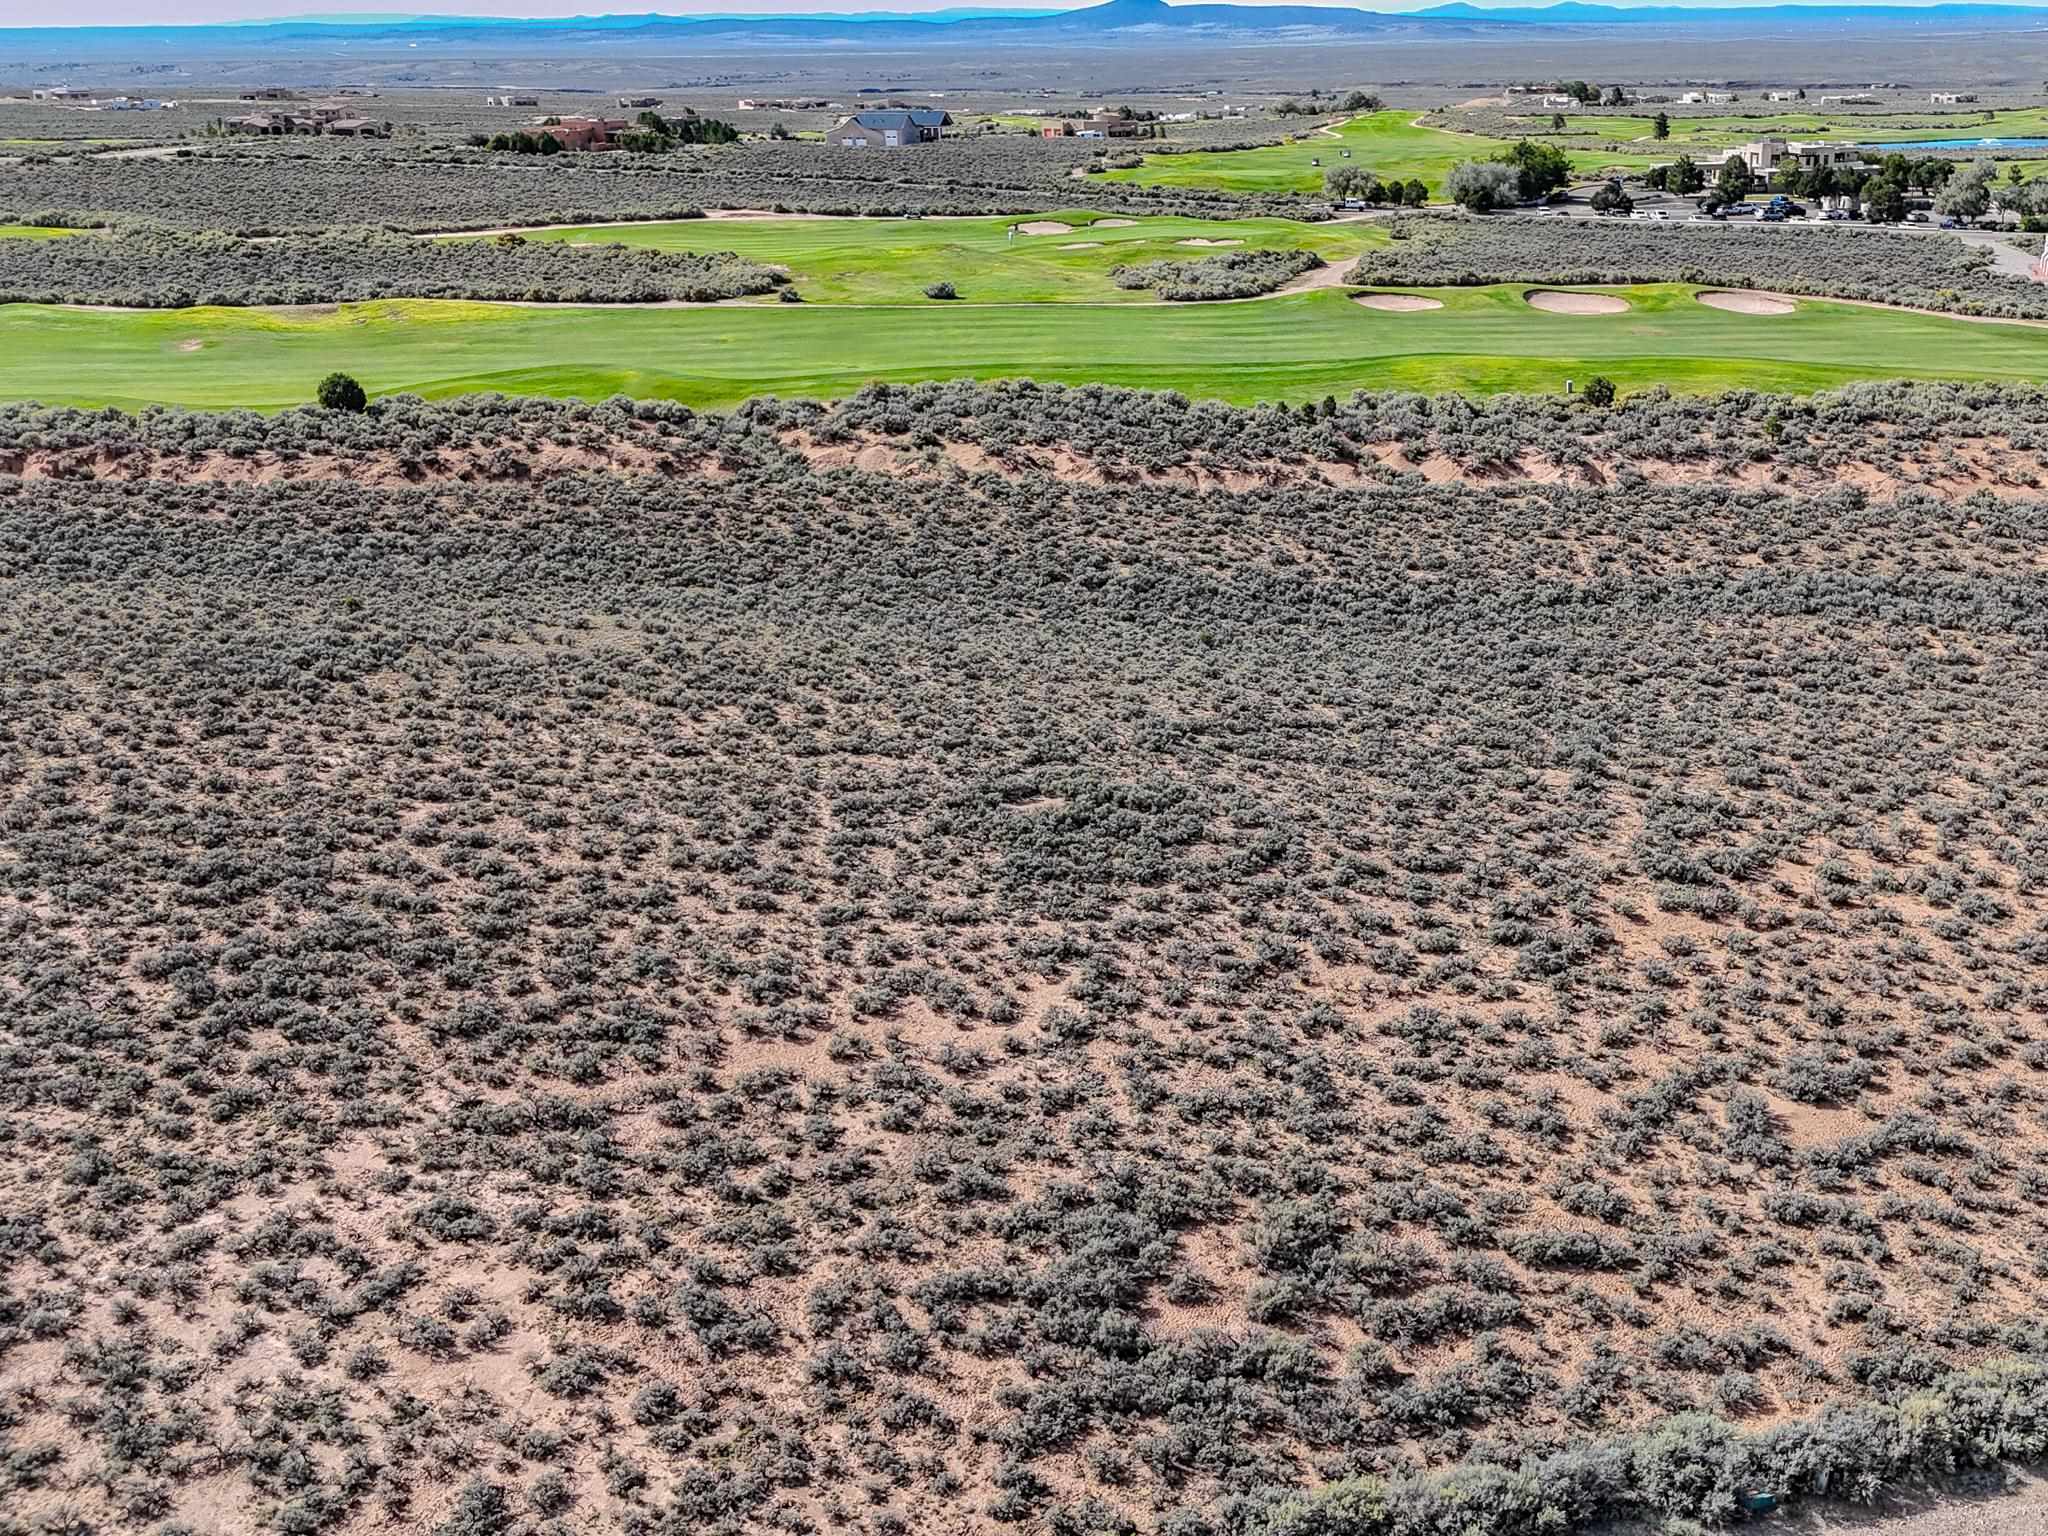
176,339 -> 204,352
1016,220 -> 1075,236
1524,289 -> 1630,315
1697,289 -> 1797,316
1178,237 -> 1244,247
1352,293 -> 1444,312
1093,218 -> 1137,228
1060,241 -> 1104,249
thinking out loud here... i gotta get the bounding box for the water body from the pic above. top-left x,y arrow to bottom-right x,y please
1862,137 -> 2048,151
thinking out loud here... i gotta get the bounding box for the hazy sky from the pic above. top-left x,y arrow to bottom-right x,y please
1,0 -> 1990,23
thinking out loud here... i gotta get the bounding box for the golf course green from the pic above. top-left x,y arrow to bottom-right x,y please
488,211 -> 1378,304
3,284 -> 2042,411
1100,111 -> 1666,197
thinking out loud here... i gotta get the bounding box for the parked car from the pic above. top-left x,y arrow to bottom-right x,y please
1907,211 -> 1930,223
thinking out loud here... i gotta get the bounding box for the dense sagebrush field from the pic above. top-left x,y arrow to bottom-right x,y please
0,140 -> 1294,233
0,227 -> 786,308
8,382 -> 2048,1536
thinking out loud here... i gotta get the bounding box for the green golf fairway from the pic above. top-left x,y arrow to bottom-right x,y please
4,284 -> 2043,412
487,211 -> 1379,305
1101,111 -> 1667,197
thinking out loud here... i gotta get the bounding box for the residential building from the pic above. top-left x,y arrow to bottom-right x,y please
1041,111 -> 1144,140
541,115 -> 630,151
1714,137 -> 1866,174
829,108 -> 951,147
239,86 -> 298,101
618,95 -> 663,110
1542,94 -> 1575,108
225,108 -> 385,138
226,111 -> 299,135
31,86 -> 95,102
1930,92 -> 1979,104
485,94 -> 540,108
1766,90 -> 1800,102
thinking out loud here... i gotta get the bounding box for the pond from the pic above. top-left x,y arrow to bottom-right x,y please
1862,136 -> 2048,151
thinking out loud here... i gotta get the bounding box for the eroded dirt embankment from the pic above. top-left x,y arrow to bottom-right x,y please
3,424 -> 2039,503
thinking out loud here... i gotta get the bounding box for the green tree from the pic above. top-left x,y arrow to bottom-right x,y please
1403,178 -> 1427,207
1551,112 -> 1567,131
1589,179 -> 1633,215
1582,375 -> 1616,407
1498,139 -> 1574,200
1863,179 -> 1907,223
317,372 -> 367,412
1668,154 -> 1704,195
1935,158 -> 1996,224
1716,156 -> 1755,202
1445,159 -> 1520,211
1652,111 -> 1670,140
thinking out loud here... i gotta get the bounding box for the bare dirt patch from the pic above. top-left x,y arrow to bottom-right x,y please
1698,289 -> 1799,316
1525,288 -> 1632,315
1353,292 -> 1445,312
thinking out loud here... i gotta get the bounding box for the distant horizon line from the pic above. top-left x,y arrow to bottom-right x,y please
17,0 -> 2048,30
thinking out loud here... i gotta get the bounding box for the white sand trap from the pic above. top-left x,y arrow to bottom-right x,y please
1016,220 -> 1075,235
1353,293 -> 1444,312
1093,218 -> 1137,228
177,339 -> 204,352
1177,237 -> 1244,247
1697,289 -> 1796,316
1059,241 -> 1104,249
1525,289 -> 1630,315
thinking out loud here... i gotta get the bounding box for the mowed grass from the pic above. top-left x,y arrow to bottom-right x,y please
6,284 -> 2047,412
0,224 -> 82,239
491,212 -> 1380,304
1102,111 -> 1666,198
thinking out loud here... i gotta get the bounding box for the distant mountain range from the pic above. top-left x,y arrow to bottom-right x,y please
14,0 -> 2048,55
1420,1 -> 2048,21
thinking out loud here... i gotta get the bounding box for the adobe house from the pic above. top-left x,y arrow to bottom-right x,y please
542,115 -> 630,151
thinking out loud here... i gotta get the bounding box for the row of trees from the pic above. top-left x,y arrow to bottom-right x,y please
1636,148 -> 2006,227
1523,80 -> 1627,106
1323,166 -> 1428,207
